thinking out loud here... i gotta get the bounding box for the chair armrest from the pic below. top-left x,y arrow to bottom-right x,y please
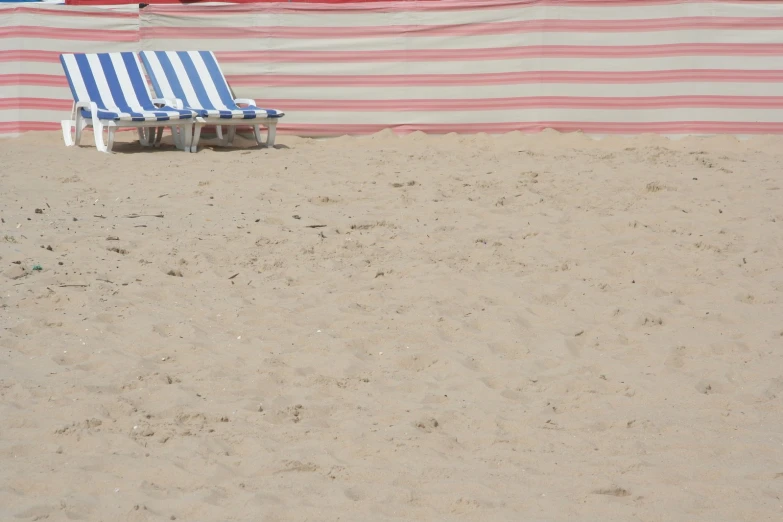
75,101 -> 99,117
234,98 -> 257,107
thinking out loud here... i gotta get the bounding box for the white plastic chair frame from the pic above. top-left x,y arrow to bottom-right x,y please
61,99 -> 203,153
152,98 -> 278,153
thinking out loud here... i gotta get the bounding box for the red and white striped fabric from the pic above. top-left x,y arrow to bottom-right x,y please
4,1 -> 783,137
0,4 -> 140,136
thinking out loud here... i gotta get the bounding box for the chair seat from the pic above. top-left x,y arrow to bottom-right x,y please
197,107 -> 285,120
81,107 -> 195,122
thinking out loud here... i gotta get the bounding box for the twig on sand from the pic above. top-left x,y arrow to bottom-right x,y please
60,284 -> 88,288
306,225 -> 327,228
229,273 -> 239,280
124,213 -> 164,218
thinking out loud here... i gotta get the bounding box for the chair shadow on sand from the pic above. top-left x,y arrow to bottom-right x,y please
106,132 -> 290,154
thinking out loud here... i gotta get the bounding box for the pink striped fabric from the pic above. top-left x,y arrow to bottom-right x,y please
3,1 -> 783,137
0,4 -> 140,136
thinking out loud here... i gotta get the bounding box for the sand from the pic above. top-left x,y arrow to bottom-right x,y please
1,130 -> 782,521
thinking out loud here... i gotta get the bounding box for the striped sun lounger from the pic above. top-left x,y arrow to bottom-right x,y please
60,52 -> 199,153
140,50 -> 284,152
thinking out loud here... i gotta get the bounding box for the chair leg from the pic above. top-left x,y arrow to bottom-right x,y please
216,125 -> 224,142
252,124 -> 262,146
171,126 -> 182,150
62,103 -> 78,147
62,110 -> 87,147
107,127 -> 116,152
75,115 -> 87,146
191,122 -> 203,153
61,120 -> 76,147
93,119 -> 109,153
181,124 -> 193,153
154,127 -> 164,147
266,122 -> 277,148
138,128 -> 150,146
226,126 -> 236,146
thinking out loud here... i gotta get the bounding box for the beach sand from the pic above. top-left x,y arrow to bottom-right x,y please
1,130 -> 782,521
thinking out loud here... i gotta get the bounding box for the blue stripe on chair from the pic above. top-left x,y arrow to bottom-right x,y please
143,55 -> 165,102
60,56 -> 80,106
122,53 -> 155,111
178,52 -> 216,112
80,108 -> 196,122
74,54 -> 106,112
78,109 -> 175,122
98,54 -> 143,120
199,51 -> 235,109
150,52 -> 187,107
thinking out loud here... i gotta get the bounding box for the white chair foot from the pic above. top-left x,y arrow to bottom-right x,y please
181,124 -> 193,153
191,123 -> 203,153
171,126 -> 183,150
252,124 -> 262,146
266,124 -> 277,148
93,120 -> 109,153
61,120 -> 76,147
138,128 -> 150,146
107,127 -> 116,152
75,117 -> 86,146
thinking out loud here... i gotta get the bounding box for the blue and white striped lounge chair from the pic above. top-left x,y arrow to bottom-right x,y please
140,50 -> 284,152
60,52 -> 200,153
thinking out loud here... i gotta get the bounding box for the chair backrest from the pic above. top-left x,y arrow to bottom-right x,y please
140,51 -> 236,111
60,52 -> 159,114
